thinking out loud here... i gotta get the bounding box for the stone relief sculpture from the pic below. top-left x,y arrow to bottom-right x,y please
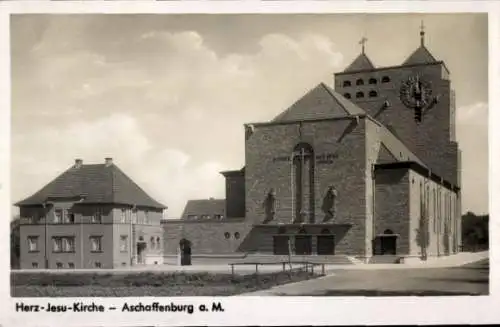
321,186 -> 337,222
263,188 -> 277,223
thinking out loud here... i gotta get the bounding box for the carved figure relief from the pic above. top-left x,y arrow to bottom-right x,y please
321,186 -> 337,222
263,188 -> 277,222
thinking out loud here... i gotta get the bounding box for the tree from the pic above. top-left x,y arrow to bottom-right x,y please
415,196 -> 430,260
10,215 -> 20,269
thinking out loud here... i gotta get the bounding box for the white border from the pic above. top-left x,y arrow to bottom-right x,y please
1,1 -> 498,326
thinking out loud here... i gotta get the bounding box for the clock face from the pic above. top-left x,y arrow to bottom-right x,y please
399,75 -> 433,109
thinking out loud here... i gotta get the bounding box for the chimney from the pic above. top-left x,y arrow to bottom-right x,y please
74,159 -> 83,168
105,157 -> 113,167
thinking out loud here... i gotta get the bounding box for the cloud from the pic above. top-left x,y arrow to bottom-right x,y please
456,102 -> 488,214
12,114 -> 225,218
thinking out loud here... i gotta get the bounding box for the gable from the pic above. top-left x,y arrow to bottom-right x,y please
376,143 -> 398,164
344,53 -> 375,72
272,83 -> 365,123
403,46 -> 437,66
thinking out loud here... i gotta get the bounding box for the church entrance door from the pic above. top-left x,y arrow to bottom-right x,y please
379,236 -> 397,255
273,236 -> 289,255
295,228 -> 312,255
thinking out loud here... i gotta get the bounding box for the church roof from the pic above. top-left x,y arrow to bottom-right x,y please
373,119 -> 426,167
272,83 -> 366,123
15,161 -> 166,209
181,199 -> 225,219
402,45 -> 438,66
343,53 -> 376,72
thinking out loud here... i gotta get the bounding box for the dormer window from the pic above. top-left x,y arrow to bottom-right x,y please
356,91 -> 364,98
369,78 -> 377,84
381,76 -> 391,83
356,79 -> 364,86
343,81 -> 351,87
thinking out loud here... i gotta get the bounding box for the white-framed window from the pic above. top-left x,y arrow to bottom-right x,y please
90,236 -> 103,252
145,211 -> 149,224
201,215 -> 211,220
131,209 -> 138,224
187,215 -> 198,220
27,236 -> 39,252
52,236 -> 75,253
120,235 -> 128,252
54,209 -> 63,224
150,236 -> 155,249
156,237 -> 161,250
92,208 -> 103,223
120,209 -> 127,223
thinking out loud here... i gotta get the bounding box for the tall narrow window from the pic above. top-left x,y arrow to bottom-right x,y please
292,143 -> 315,223
120,235 -> 128,252
27,236 -> 39,252
92,208 -> 103,223
120,209 -> 127,223
54,209 -> 63,224
90,236 -> 103,252
131,209 -> 138,224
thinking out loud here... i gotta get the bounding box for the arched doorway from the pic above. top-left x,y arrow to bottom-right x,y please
179,238 -> 192,266
294,228 -> 312,255
317,228 -> 335,255
379,229 -> 397,255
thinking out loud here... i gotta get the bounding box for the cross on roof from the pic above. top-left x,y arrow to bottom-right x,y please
420,20 -> 425,46
359,36 -> 368,54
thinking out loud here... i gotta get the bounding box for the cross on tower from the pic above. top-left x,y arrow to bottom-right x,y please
420,20 -> 425,46
359,36 -> 368,54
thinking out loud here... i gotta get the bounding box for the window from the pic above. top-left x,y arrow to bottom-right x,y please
201,215 -> 211,220
32,262 -> 38,269
56,262 -> 63,269
343,93 -> 351,99
343,80 -> 351,87
356,79 -> 364,86
234,232 -> 240,239
356,91 -> 364,98
214,214 -> 224,220
52,236 -> 75,253
90,236 -> 103,252
68,262 -> 75,269
369,78 -> 377,85
156,237 -> 161,249
61,210 -> 74,224
27,236 -> 39,252
187,215 -> 198,220
224,232 -> 230,239
95,262 -> 102,268
150,236 -> 155,248
92,208 -> 103,223
120,209 -> 127,223
381,76 -> 390,83
369,90 -> 378,98
120,235 -> 128,252
131,209 -> 137,224
54,209 -> 63,224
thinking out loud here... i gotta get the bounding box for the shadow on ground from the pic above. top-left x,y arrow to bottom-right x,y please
275,289 -> 486,296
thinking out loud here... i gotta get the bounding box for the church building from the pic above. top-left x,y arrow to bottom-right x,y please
163,27 -> 462,263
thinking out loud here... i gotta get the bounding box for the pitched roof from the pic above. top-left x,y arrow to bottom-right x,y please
344,53 -> 375,72
373,120 -> 425,166
181,199 -> 225,219
403,46 -> 438,66
15,163 -> 166,209
272,83 -> 366,123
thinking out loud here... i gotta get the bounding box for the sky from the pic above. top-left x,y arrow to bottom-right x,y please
10,14 -> 488,218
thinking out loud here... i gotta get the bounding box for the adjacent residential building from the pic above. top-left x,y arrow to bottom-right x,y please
16,158 -> 166,269
163,28 -> 462,263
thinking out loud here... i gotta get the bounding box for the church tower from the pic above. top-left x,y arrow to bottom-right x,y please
334,24 -> 460,189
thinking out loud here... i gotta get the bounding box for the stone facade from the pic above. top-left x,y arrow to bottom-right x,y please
163,37 -> 462,262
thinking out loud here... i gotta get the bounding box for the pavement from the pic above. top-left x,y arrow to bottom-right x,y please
240,255 -> 490,296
